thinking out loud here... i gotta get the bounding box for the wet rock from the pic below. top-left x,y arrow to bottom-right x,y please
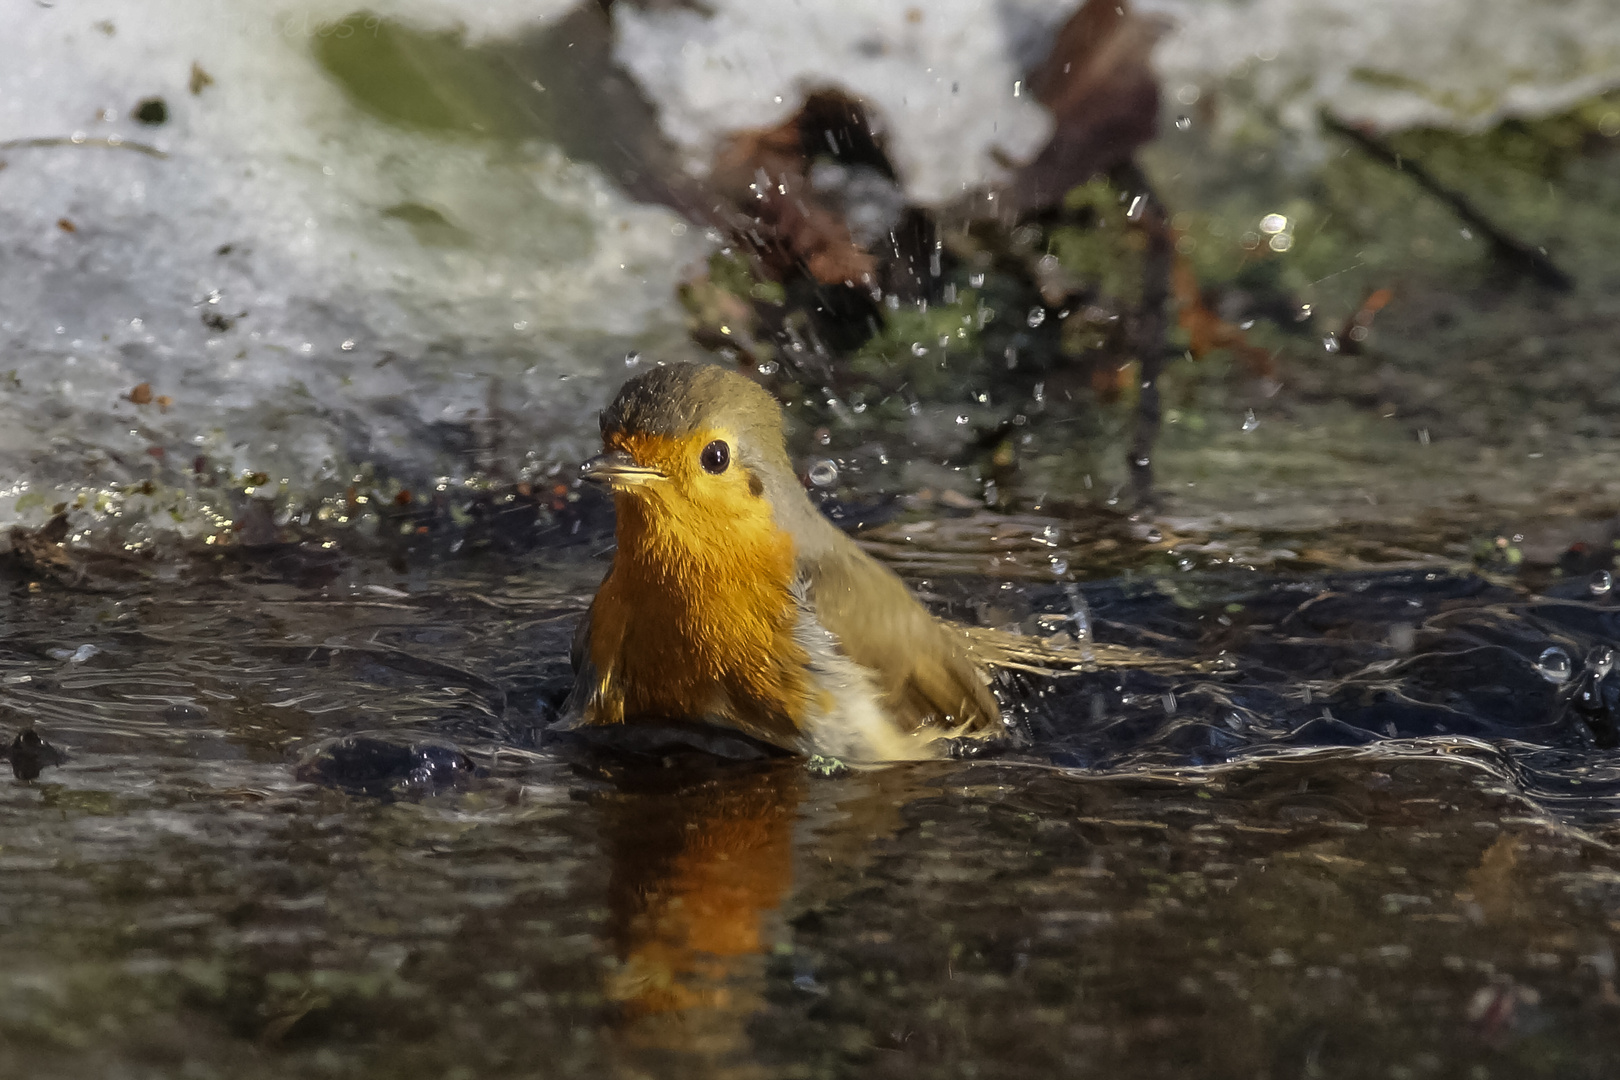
3,729 -> 66,781
295,734 -> 484,798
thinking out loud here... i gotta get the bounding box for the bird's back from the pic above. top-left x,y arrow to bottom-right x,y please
798,529 -> 1003,738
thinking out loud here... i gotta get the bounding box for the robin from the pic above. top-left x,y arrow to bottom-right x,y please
561,362 -> 1004,760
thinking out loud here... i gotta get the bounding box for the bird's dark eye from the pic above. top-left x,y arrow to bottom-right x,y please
700,439 -> 730,474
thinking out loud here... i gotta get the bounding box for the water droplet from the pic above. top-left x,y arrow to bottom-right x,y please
624,352 -> 641,366
1145,528 -> 1163,543
1589,646 -> 1615,681
911,341 -> 928,356
1259,213 -> 1288,235
1026,307 -> 1046,328
1174,116 -> 1191,131
757,359 -> 779,375
1590,570 -> 1612,596
1133,456 -> 1150,468
1537,646 -> 1572,684
814,427 -> 831,446
955,414 -> 970,425
1323,333 -> 1341,354
807,460 -> 839,488
968,272 -> 985,288
1268,232 -> 1293,252
1242,409 -> 1259,431
1049,556 -> 1069,577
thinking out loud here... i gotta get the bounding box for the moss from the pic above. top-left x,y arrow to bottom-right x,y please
1047,178 -> 1147,305
847,291 -> 985,399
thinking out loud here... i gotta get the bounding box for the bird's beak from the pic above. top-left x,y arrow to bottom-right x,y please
580,449 -> 667,487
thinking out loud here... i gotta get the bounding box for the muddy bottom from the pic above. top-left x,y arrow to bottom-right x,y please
1,550 -> 1618,1079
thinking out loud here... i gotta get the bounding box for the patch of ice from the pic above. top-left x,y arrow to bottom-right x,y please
0,0 -> 706,537
1131,0 -> 1620,134
632,0 -> 1620,201
612,0 -> 1055,208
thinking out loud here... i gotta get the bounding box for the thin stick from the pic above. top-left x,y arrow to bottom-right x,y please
1116,161 -> 1172,508
0,136 -> 168,159
1322,112 -> 1572,292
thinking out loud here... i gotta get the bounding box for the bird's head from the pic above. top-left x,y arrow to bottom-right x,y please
581,363 -> 809,557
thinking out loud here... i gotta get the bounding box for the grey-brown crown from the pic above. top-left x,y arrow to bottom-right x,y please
601,363 -> 784,448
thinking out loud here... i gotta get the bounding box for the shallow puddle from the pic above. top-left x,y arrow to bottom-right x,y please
3,549 -> 1619,1078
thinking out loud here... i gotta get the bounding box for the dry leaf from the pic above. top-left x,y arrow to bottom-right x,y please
1172,256 -> 1275,376
1337,286 -> 1393,355
711,102 -> 878,286
1011,0 -> 1168,212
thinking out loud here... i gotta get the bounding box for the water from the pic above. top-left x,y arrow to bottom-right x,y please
4,546 -> 1620,1076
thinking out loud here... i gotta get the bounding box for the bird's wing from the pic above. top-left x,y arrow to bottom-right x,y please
799,537 -> 1001,734
569,598 -> 593,675
556,598 -> 599,727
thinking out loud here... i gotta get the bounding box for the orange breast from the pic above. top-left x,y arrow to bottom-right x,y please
586,490 -> 811,744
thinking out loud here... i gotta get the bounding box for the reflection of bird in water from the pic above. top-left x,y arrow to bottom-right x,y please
596,763 -> 803,1068
591,759 -> 925,1073
562,362 -> 1007,761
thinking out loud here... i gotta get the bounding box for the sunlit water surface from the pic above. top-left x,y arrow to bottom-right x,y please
3,551 -> 1620,1079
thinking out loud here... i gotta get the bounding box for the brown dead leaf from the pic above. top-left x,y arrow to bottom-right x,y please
128,382 -> 153,405
189,62 -> 214,95
56,218 -> 76,233
7,513 -> 74,575
1012,0 -> 1168,212
1091,360 -> 1135,400
711,100 -> 878,286
1172,255 -> 1275,377
1337,286 -> 1393,355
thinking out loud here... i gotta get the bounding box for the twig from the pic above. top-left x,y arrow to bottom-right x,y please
1322,112 -> 1572,292
0,136 -> 168,159
1116,162 -> 1172,508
